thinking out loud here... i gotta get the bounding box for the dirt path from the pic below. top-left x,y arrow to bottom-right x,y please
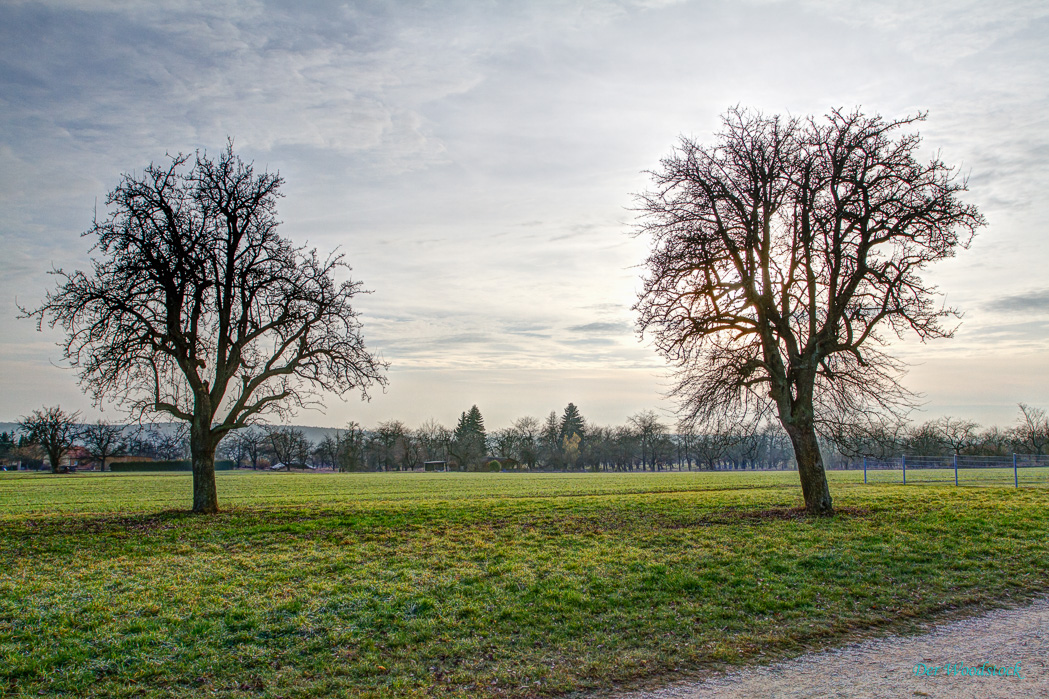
617,597 -> 1049,698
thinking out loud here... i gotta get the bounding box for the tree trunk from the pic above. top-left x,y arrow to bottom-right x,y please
191,427 -> 219,514
783,420 -> 833,515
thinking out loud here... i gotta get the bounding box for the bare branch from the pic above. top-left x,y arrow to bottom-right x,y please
635,106 -> 985,513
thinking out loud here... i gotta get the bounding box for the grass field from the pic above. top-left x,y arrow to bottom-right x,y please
2,470 -> 1048,698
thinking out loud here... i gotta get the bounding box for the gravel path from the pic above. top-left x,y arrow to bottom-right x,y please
617,597 -> 1049,699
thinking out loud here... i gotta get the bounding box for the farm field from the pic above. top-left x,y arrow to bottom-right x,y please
2,471 -> 1048,698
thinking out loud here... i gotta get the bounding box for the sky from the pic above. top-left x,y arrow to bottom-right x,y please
1,0 -> 1046,432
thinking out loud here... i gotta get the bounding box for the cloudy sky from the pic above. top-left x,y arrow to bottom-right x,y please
1,0 -> 1046,431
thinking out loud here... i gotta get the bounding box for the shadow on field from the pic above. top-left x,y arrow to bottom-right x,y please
723,505 -> 873,522
18,509 -> 198,534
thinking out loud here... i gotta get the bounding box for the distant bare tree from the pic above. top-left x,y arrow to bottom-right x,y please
139,425 -> 189,461
1015,403 -> 1049,455
374,420 -> 408,471
416,419 -> 451,466
683,417 -> 742,470
510,416 -> 540,469
907,421 -> 947,457
266,426 -> 312,470
228,425 -> 267,469
315,433 -> 342,470
80,421 -> 129,472
337,421 -> 368,472
22,142 -> 386,512
977,426 -> 1011,457
937,416 -> 981,456
490,428 -> 517,460
628,410 -> 666,471
18,406 -> 81,473
401,430 -> 424,471
826,412 -> 909,461
636,107 -> 984,513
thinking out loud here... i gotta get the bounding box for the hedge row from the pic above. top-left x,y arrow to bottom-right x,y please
109,460 -> 236,472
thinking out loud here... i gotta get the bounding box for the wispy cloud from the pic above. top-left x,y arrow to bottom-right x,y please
2,0 -> 1047,428
985,288 -> 1049,315
567,321 -> 633,333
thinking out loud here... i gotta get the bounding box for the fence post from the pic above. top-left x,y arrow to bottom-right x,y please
863,457 -> 867,485
902,454 -> 906,485
1014,453 -> 1018,488
954,454 -> 958,486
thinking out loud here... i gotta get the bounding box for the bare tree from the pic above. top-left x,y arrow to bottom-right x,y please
266,426 -> 312,470
490,428 -> 517,460
635,107 -> 984,513
314,432 -> 343,470
228,425 -> 267,469
374,420 -> 408,471
80,421 -> 129,472
1015,403 -> 1049,455
907,421 -> 947,457
138,424 -> 190,461
937,416 -> 981,456
401,430 -> 423,471
628,410 -> 666,471
416,419 -> 451,466
683,417 -> 743,470
977,425 -> 1012,457
22,143 -> 387,512
826,411 -> 909,461
337,421 -> 368,472
18,406 -> 81,473
510,416 -> 541,469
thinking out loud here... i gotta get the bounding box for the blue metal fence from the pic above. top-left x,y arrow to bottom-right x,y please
860,454 -> 1049,487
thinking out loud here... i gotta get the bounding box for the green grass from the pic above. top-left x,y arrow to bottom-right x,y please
2,471 -> 1048,698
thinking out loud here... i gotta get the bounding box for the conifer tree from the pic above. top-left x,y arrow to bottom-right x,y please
559,403 -> 586,443
465,405 -> 486,439
559,403 -> 587,470
451,405 -> 487,470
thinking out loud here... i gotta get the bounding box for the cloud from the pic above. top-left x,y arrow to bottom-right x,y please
2,0 -> 1047,427
985,289 -> 1049,315
567,321 -> 633,334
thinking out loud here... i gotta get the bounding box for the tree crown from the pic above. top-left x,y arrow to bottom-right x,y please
636,107 -> 984,433
23,142 -> 387,435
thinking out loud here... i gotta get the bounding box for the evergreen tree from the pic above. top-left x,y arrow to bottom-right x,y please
0,432 -> 14,463
465,405 -> 486,439
559,403 -> 586,469
451,405 -> 487,470
559,403 -> 586,442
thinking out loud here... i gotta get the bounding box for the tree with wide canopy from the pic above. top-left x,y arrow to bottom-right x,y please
24,142 -> 387,512
635,107 -> 984,513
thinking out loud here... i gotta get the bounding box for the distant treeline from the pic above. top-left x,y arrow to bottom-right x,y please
3,403 -> 1046,473
218,403 -> 1049,472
